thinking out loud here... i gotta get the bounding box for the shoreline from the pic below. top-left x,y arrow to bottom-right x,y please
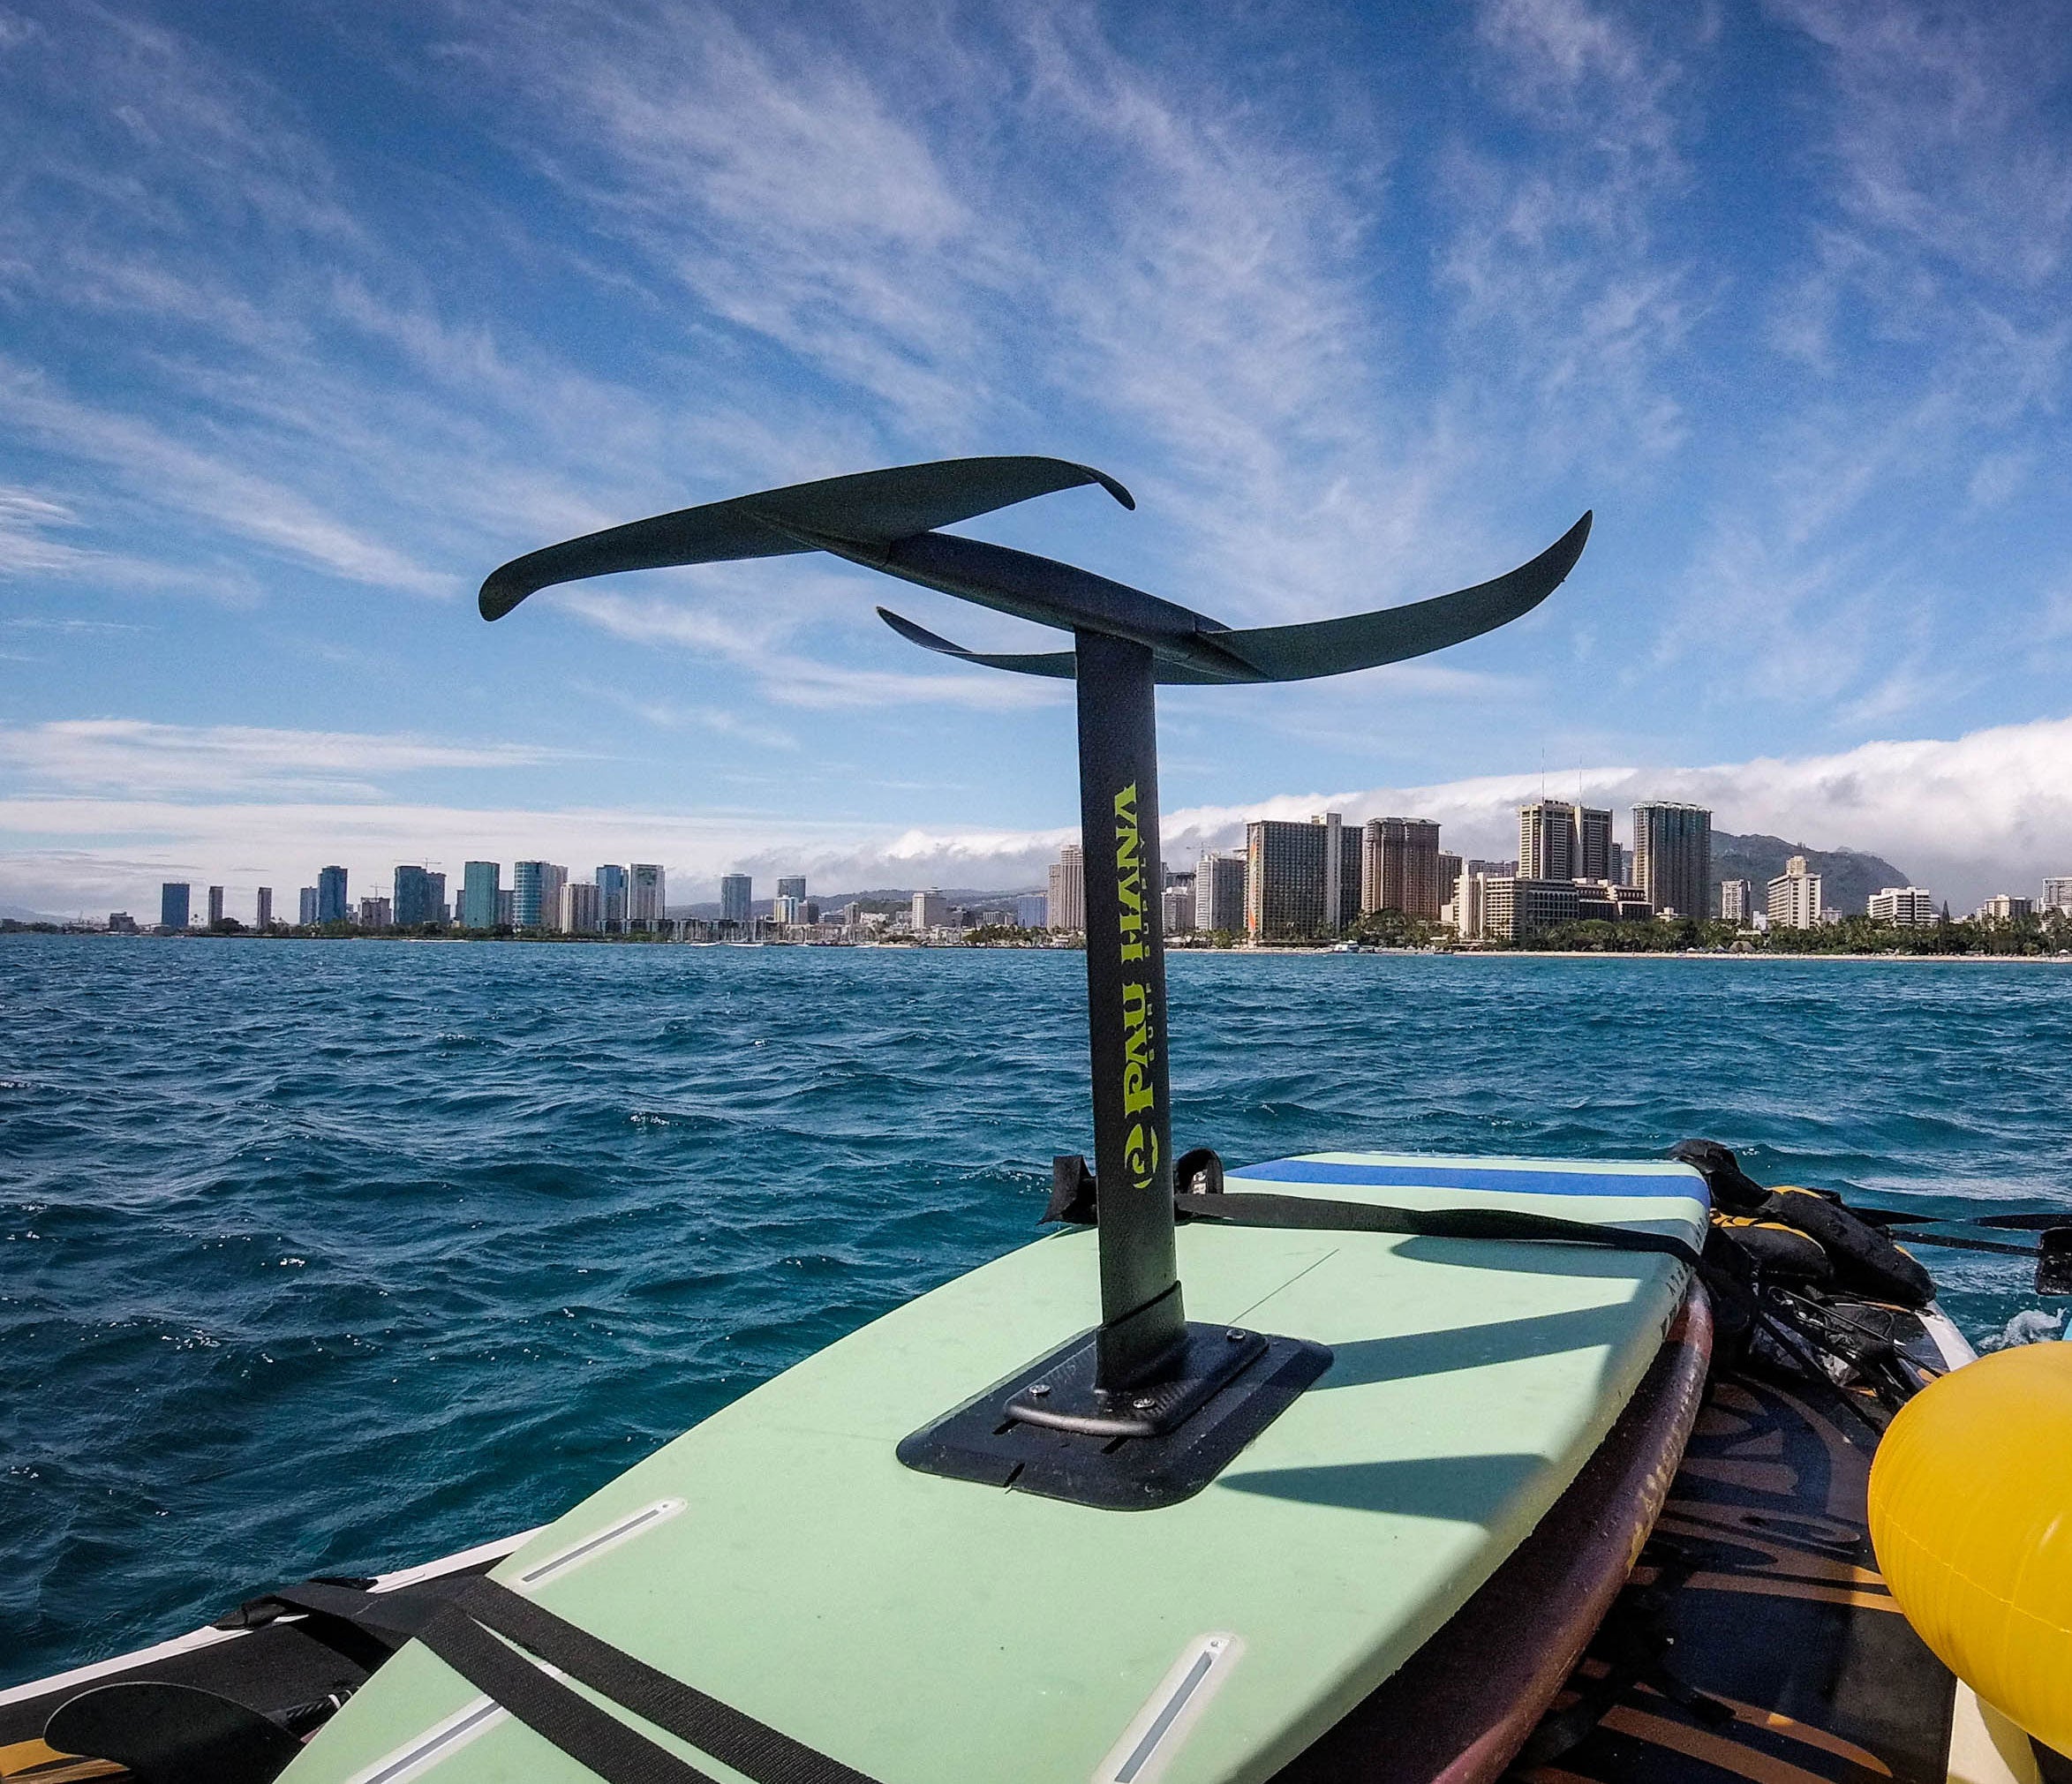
9,928 -> 2069,964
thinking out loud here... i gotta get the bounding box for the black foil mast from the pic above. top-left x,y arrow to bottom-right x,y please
482,456 -> 1590,1499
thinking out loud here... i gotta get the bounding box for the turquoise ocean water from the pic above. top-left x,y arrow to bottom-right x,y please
4,935 -> 2068,1683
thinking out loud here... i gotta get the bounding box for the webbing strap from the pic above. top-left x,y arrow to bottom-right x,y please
413,1605 -> 717,1784
1173,1190 -> 1704,1270
263,1578 -> 881,1784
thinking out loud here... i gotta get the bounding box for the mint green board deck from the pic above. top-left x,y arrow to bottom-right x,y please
286,1155 -> 1707,1784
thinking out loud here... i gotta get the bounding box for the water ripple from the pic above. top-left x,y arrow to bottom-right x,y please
2,937 -> 2068,1683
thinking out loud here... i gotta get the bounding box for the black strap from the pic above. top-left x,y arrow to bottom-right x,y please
418,1604 -> 718,1784
260,1579 -> 880,1784
1172,1190 -> 1705,1270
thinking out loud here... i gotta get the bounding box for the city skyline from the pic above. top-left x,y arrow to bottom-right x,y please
55,782 -> 2072,932
4,6 -> 2070,923
113,791 -> 2072,938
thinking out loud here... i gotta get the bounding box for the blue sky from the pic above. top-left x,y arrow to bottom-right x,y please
3,0 -> 2069,915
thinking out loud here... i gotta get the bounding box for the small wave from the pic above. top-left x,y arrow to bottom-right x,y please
1985,1309 -> 2066,1348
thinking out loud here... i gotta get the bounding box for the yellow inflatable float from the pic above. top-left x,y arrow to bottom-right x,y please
1868,1340 -> 2072,1758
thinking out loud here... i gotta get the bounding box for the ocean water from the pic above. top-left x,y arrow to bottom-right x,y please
3,935 -> 2068,1683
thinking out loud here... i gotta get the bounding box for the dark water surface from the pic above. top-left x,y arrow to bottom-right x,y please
4,936 -> 2068,1682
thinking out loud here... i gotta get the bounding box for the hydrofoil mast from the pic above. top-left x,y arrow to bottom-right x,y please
481,456 -> 1590,1505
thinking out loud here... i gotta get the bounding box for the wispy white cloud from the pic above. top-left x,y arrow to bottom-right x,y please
5,616 -> 151,634
0,486 -> 93,574
1654,1 -> 2072,725
1442,0 -> 1699,471
572,680 -> 803,753
0,719 -> 571,800
1768,0 -> 2072,288
466,2 -> 990,438
0,360 -> 455,596
555,588 -> 1065,712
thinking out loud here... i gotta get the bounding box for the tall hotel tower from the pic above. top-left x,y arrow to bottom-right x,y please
1047,845 -> 1086,932
1632,802 -> 1712,921
1246,815 -> 1361,939
1360,817 -> 1443,919
630,863 -> 667,927
595,864 -> 629,930
1194,851 -> 1248,934
1517,801 -> 1577,883
462,862 -> 501,930
317,865 -> 349,924
1575,807 -> 1614,882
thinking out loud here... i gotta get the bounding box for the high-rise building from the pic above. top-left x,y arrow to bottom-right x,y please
207,885 -> 225,926
1360,818 -> 1390,915
1047,845 -> 1085,931
772,894 -> 803,925
1576,808 -> 1614,883
719,873 -> 751,924
1518,802 -> 1577,884
912,889 -> 949,930
256,887 -> 273,930
776,876 -> 806,904
1436,852 -> 1462,904
1318,812 -> 1345,936
1245,816 -> 1361,939
1450,865 -> 1483,939
298,886 -> 319,925
358,895 -> 392,929
495,889 -> 515,927
2042,877 -> 2072,914
1719,878 -> 1754,923
1869,886 -> 1936,927
317,865 -> 349,924
394,865 -> 442,928
1014,893 -> 1048,928
560,881 -> 601,933
630,863 -> 667,927
1194,851 -> 1247,934
513,861 -> 566,929
513,861 -> 546,928
1978,894 -> 2032,922
462,862 -> 500,930
1610,842 -> 1631,886
1632,803 -> 1711,921
1768,855 -> 1822,929
595,865 -> 628,931
161,882 -> 192,930
1162,885 -> 1195,932
1360,817 -> 1443,918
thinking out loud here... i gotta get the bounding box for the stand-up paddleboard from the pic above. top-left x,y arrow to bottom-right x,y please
281,1152 -> 1706,1784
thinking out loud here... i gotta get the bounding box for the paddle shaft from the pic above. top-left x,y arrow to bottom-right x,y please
1074,629 -> 1184,1386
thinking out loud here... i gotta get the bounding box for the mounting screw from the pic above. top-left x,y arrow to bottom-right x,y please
1132,1396 -> 1155,1410
1225,1329 -> 1245,1342
1028,1382 -> 1051,1397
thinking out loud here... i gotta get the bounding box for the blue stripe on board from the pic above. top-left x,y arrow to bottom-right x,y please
1228,1159 -> 1708,1207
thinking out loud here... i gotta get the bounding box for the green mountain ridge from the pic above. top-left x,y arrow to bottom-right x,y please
1710,832 -> 1913,918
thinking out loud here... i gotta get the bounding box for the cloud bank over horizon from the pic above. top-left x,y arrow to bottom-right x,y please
4,710 -> 2066,918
